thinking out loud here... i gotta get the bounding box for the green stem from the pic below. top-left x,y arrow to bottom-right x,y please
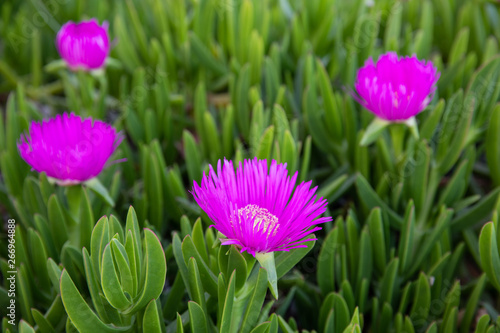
77,70 -> 94,112
65,185 -> 82,221
96,72 -> 108,119
390,124 -> 405,161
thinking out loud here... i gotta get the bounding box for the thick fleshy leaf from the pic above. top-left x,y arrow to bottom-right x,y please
191,219 -> 209,265
248,322 -> 270,333
31,308 -> 56,332
181,235 -> 218,297
275,235 -> 316,279
101,244 -> 131,311
125,207 -> 142,295
360,117 -> 390,146
479,223 -> 500,291
240,267 -> 268,333
452,188 -> 500,231
460,274 -> 486,333
368,208 -> 387,273
355,174 -> 403,228
187,258 -> 208,319
124,229 -> 166,314
380,258 -> 400,306
398,203 -> 416,274
319,293 -> 350,333
226,246 -> 248,291
85,178 -> 114,207
90,217 -> 110,279
47,195 -> 69,252
188,302 -> 208,333
142,299 -> 164,333
82,248 -> 117,324
409,273 -> 431,321
255,126 -> 275,160
219,271 -> 236,333
110,240 -> 133,295
183,130 -> 203,183
486,104 -> 500,186
317,227 -> 338,295
408,208 -> 452,277
60,270 -> 130,333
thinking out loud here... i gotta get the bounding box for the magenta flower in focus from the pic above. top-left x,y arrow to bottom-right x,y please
56,19 -> 110,71
192,158 -> 331,256
354,52 -> 440,121
192,158 -> 331,298
18,113 -> 123,186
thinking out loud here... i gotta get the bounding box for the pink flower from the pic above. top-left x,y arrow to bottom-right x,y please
192,158 -> 331,256
56,19 -> 110,71
18,113 -> 123,185
354,52 -> 440,121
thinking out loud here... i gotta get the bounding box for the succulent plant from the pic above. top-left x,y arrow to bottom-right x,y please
2,0 -> 500,332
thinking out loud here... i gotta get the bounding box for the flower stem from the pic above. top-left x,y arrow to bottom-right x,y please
390,124 -> 405,160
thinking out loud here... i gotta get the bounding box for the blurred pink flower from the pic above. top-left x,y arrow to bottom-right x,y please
18,113 -> 123,185
56,19 -> 110,71
354,52 -> 440,121
192,158 -> 331,256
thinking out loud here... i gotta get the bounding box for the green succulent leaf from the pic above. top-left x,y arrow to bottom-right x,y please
124,229 -> 166,314
101,244 -> 132,311
219,271 -> 236,333
360,117 -> 390,146
479,223 -> 500,291
60,270 -> 131,333
240,267 -> 268,333
452,188 -> 500,231
355,174 -> 403,228
187,257 -> 208,317
181,235 -> 218,296
317,227 -> 338,295
142,299 -> 164,333
84,178 -> 114,207
409,273 -> 431,322
486,104 -> 500,186
188,301 -> 208,333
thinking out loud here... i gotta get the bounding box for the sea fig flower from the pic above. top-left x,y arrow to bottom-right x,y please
18,113 -> 123,186
56,19 -> 110,71
192,158 -> 331,297
354,52 -> 440,144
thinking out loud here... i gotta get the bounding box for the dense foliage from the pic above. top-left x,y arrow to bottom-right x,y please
1,0 -> 500,332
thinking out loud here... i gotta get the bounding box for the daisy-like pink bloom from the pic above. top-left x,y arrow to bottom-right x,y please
18,113 -> 123,186
191,158 -> 332,256
56,19 -> 110,71
354,52 -> 440,121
